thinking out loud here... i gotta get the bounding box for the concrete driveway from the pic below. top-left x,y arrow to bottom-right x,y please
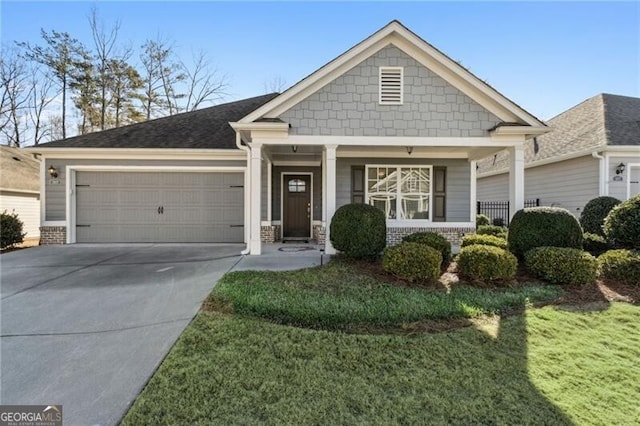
0,243 -> 243,426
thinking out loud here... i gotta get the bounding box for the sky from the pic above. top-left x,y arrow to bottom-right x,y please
1,1 -> 639,121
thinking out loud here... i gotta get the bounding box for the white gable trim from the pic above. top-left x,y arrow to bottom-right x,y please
240,21 -> 547,129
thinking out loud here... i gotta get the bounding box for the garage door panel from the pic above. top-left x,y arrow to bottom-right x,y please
76,171 -> 244,243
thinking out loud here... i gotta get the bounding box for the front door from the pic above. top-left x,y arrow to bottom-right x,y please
283,174 -> 311,240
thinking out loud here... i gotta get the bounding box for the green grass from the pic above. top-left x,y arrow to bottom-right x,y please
122,303 -> 640,425
209,262 -> 561,329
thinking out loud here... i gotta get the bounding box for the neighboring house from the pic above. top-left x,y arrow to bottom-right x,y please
28,20 -> 548,254
0,146 -> 41,243
477,94 -> 640,220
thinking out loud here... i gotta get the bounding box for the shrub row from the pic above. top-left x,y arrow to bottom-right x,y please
598,249 -> 640,285
461,234 -> 507,250
457,245 -> 517,283
525,247 -> 598,285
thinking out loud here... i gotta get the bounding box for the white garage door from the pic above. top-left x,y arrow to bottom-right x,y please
75,171 -> 244,243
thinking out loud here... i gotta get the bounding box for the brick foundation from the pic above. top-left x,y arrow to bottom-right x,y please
40,226 -> 67,245
260,225 -> 282,243
386,227 -> 475,248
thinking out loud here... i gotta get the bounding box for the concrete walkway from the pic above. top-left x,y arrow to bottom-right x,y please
231,242 -> 330,271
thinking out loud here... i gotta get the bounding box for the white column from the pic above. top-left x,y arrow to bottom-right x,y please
469,160 -> 477,224
324,144 -> 338,255
249,142 -> 262,255
508,145 -> 525,220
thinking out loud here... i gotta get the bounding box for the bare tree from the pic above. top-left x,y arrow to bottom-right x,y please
139,35 -> 188,116
88,6 -> 122,130
0,46 -> 32,146
263,75 -> 287,94
28,67 -> 56,144
19,30 -> 90,139
180,50 -> 227,112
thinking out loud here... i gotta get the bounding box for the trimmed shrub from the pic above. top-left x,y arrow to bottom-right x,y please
598,249 -> 640,285
583,232 -> 610,256
330,204 -> 386,260
1,210 -> 26,249
461,234 -> 508,249
402,232 -> 451,263
476,214 -> 490,227
603,194 -> 640,249
507,207 -> 583,258
382,242 -> 442,283
476,225 -> 508,239
492,217 -> 505,227
457,245 -> 517,283
525,247 -> 597,285
580,196 -> 621,236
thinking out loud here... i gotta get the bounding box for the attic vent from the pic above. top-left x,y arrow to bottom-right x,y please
379,67 -> 403,105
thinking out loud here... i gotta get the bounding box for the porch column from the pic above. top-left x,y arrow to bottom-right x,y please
469,160 -> 477,223
508,145 -> 525,220
324,144 -> 338,255
250,142 -> 262,255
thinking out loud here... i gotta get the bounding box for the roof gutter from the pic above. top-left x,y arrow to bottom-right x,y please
592,151 -> 606,196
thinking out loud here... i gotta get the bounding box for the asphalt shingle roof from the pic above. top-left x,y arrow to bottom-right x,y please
477,93 -> 640,174
0,146 -> 40,192
38,93 -> 279,149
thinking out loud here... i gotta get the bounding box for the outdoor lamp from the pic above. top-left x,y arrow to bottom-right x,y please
48,165 -> 58,178
616,163 -> 625,175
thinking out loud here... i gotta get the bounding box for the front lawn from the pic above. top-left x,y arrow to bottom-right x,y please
122,303 -> 640,425
209,261 -> 561,330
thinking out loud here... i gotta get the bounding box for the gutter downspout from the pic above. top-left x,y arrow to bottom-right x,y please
236,132 -> 251,255
592,151 -> 606,196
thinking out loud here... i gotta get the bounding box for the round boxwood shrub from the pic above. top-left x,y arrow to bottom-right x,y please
1,210 -> 26,249
402,231 -> 451,263
507,207 -> 583,258
476,225 -> 508,239
382,242 -> 442,283
583,232 -> 610,257
525,247 -> 597,285
476,214 -> 490,227
598,249 -> 640,285
330,204 -> 386,260
580,196 -> 621,236
457,245 -> 517,283
461,234 -> 508,249
603,194 -> 640,249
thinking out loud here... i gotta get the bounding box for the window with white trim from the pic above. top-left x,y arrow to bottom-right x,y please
379,67 -> 403,105
366,165 -> 431,220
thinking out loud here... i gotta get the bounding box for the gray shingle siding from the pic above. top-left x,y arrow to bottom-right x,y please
279,46 -> 501,137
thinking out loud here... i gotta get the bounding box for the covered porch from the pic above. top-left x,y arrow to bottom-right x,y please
235,125 -> 530,256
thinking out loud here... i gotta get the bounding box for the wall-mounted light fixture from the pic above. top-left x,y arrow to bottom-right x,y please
292,145 -> 298,153
616,162 -> 626,175
406,146 -> 413,155
48,165 -> 58,178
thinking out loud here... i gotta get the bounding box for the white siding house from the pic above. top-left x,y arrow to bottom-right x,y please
0,146 -> 41,243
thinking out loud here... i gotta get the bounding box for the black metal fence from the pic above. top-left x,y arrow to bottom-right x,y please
476,199 -> 540,226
